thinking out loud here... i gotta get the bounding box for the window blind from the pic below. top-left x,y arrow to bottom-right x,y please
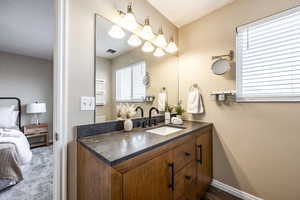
116,61 -> 146,102
236,6 -> 300,101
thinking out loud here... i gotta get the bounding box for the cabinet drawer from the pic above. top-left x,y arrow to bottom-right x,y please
173,139 -> 195,172
174,162 -> 196,200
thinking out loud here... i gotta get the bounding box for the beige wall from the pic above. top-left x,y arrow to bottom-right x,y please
66,0 -> 177,199
178,0 -> 300,199
95,56 -> 112,121
0,51 -> 53,138
111,47 -> 179,117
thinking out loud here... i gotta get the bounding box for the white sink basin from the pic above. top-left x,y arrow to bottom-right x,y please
146,126 -> 183,136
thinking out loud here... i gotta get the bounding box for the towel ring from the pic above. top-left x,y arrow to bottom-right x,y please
189,84 -> 199,92
160,87 -> 167,93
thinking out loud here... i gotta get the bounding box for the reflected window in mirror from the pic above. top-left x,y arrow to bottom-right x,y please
94,14 -> 179,123
116,61 -> 146,102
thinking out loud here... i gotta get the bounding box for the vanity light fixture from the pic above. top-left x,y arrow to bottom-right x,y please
142,41 -> 155,52
154,27 -> 167,48
140,17 -> 155,40
166,37 -> 178,53
108,25 -> 125,39
114,3 -> 178,56
153,48 -> 165,57
120,2 -> 138,31
128,34 -> 142,47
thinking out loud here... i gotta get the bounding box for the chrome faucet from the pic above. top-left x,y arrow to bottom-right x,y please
148,107 -> 159,126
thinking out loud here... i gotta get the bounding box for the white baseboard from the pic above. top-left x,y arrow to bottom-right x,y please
211,179 -> 264,200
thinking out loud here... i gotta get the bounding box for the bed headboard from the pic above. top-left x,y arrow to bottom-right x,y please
0,97 -> 22,130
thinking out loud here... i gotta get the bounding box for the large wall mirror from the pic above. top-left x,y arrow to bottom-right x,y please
94,14 -> 179,122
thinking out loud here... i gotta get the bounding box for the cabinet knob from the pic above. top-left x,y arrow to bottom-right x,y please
184,152 -> 191,156
185,175 -> 192,180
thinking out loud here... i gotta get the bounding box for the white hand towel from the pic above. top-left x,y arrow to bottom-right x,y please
158,92 -> 167,112
187,90 -> 204,114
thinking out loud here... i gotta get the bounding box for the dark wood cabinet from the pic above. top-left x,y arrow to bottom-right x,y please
123,151 -> 172,200
195,128 -> 213,198
174,162 -> 196,200
77,125 -> 212,200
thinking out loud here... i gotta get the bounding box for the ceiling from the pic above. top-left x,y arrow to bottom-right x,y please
0,0 -> 54,60
96,15 -> 136,59
147,0 -> 235,27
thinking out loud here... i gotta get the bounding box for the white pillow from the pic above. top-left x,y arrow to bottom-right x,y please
0,106 -> 17,128
10,111 -> 19,128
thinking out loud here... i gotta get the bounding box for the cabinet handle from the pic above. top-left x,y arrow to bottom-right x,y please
168,163 -> 175,191
185,175 -> 192,180
197,145 -> 203,164
184,152 -> 191,156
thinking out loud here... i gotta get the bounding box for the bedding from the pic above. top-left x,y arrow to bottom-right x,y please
0,143 -> 23,191
0,129 -> 32,165
0,106 -> 16,128
10,111 -> 19,127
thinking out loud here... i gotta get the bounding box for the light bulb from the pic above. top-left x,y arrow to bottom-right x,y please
128,34 -> 142,47
153,48 -> 165,57
120,4 -> 138,30
140,17 -> 155,40
154,27 -> 167,47
166,38 -> 178,53
142,41 -> 154,53
108,25 -> 125,39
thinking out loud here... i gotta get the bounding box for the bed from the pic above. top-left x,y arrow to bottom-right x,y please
0,97 -> 32,191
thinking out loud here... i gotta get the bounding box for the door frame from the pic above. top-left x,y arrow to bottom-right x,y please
53,0 -> 68,199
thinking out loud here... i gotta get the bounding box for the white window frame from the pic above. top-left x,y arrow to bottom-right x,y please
115,61 -> 146,103
236,6 -> 300,102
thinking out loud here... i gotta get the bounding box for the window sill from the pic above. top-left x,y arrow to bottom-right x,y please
236,97 -> 300,102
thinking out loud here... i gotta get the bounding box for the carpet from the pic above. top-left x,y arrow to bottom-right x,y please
0,145 -> 53,200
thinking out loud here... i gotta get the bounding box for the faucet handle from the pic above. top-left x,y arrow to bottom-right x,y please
153,118 -> 157,126
148,119 -> 152,127
141,120 -> 147,128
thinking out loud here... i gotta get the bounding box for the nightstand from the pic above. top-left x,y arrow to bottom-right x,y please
23,123 -> 49,148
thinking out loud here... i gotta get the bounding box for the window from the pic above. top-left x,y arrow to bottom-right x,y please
116,61 -> 146,102
236,7 -> 300,102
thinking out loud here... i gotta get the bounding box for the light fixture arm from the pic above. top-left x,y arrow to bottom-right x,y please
117,6 -> 168,41
212,50 -> 234,61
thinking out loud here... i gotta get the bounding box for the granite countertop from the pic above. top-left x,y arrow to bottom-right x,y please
78,121 -> 212,166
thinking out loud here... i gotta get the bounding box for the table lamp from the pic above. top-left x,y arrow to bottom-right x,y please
26,102 -> 47,125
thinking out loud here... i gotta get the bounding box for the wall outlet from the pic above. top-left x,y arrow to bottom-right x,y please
80,96 -> 95,111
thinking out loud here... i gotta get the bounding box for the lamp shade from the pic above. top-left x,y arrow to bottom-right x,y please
26,103 -> 46,114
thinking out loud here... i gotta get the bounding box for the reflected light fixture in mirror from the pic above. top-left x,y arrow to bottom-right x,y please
108,25 -> 125,39
140,17 -> 155,40
142,41 -> 155,52
154,27 -> 167,48
128,34 -> 142,47
166,37 -> 178,53
120,3 -> 138,31
153,48 -> 165,57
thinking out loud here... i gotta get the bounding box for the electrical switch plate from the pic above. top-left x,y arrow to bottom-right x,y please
81,96 -> 95,111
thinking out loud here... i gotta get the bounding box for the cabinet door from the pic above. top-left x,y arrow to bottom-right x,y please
123,151 -> 172,200
195,130 -> 212,198
174,162 -> 196,200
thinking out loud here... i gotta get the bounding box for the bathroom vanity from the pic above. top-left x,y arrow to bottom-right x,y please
77,121 -> 212,200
